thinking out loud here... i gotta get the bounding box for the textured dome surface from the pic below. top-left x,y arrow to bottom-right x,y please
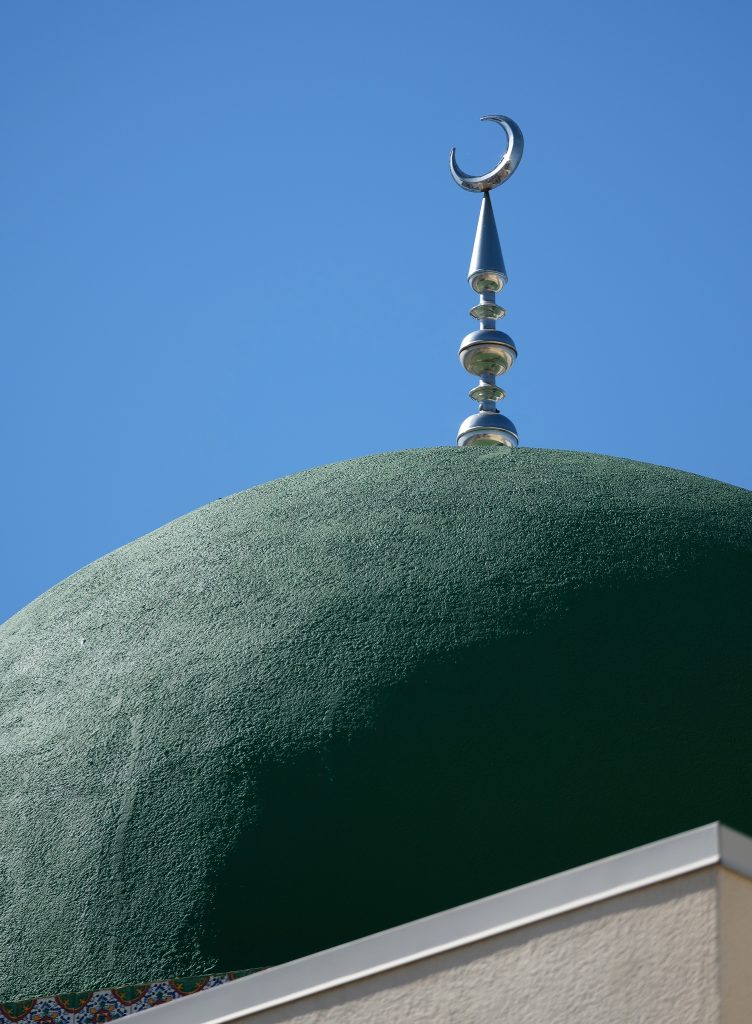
1,447 -> 751,1000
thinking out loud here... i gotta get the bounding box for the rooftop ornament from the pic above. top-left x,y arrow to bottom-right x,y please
451,115 -> 524,448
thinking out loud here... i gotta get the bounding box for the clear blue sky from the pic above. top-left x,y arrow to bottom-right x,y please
1,0 -> 750,622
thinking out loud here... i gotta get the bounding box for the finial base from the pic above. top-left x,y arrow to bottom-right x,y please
457,410 -> 518,449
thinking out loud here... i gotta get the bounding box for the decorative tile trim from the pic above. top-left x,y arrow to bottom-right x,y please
0,972 -> 256,1024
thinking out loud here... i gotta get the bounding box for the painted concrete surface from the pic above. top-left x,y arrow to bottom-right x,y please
1,447 -> 751,998
719,869 -> 752,1022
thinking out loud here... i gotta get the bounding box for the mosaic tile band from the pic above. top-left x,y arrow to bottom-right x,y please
0,971 -> 256,1023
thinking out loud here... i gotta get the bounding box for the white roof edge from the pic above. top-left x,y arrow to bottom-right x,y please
139,822 -> 751,1024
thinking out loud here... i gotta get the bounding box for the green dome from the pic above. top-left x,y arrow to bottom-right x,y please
1,447 -> 751,1000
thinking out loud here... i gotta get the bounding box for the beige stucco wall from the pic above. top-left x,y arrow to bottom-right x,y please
720,867 -> 752,1023
243,868 -> 722,1024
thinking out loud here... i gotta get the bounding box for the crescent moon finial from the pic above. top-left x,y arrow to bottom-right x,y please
453,115 -> 524,450
449,115 -> 524,193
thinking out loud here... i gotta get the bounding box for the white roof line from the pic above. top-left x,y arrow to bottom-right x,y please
137,822 -> 752,1024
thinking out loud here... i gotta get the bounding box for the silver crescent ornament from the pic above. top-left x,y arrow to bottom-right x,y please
449,115 -> 524,193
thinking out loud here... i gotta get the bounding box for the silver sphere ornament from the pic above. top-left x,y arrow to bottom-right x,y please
457,409 -> 519,449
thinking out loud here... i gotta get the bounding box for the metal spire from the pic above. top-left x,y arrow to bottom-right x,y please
450,115 -> 524,448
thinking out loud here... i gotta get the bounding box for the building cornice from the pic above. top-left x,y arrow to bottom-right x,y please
140,823 -> 752,1024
